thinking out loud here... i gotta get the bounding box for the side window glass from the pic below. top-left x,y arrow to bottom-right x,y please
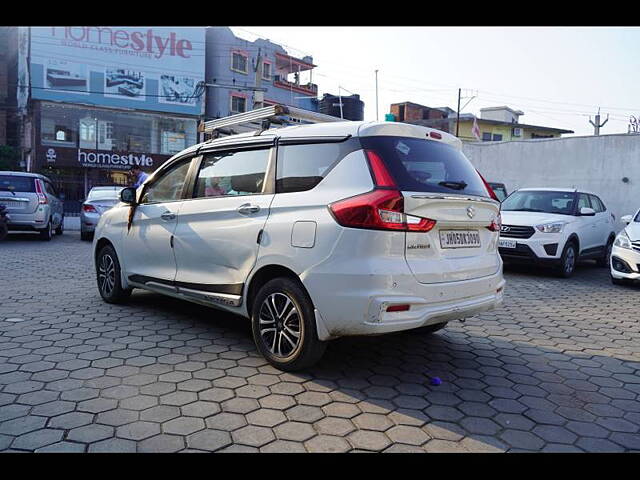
194,148 -> 270,198
590,195 -> 604,212
140,160 -> 192,204
577,193 -> 591,210
276,141 -> 356,193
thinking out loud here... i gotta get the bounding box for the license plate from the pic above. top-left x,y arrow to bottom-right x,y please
2,201 -> 25,209
499,238 -> 517,249
439,230 -> 481,249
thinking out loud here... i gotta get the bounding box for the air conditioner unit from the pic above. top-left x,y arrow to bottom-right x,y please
512,127 -> 523,137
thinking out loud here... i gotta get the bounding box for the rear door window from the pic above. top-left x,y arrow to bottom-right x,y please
0,175 -> 36,193
359,136 -> 489,197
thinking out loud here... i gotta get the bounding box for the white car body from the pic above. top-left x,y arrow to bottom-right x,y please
610,209 -> 640,282
499,188 -> 616,275
93,120 -> 504,368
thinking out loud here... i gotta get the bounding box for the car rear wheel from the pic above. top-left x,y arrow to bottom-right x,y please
597,238 -> 613,268
557,242 -> 577,278
96,245 -> 132,303
39,220 -> 53,241
80,229 -> 93,241
55,216 -> 64,235
251,277 -> 326,371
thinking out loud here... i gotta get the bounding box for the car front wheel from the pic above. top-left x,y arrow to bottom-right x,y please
251,277 -> 327,371
557,242 -> 577,278
96,245 -> 132,303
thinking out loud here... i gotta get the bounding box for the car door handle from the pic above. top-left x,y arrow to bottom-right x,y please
237,204 -> 260,215
160,212 -> 176,221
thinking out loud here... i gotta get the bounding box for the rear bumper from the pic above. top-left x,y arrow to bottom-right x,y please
80,212 -> 101,232
305,265 -> 505,339
7,211 -> 49,231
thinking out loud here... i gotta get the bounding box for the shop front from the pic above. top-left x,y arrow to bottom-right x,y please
34,101 -> 198,214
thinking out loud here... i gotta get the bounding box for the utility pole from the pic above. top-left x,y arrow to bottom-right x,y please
456,88 -> 461,137
252,48 -> 264,109
375,69 -> 379,121
589,108 -> 608,136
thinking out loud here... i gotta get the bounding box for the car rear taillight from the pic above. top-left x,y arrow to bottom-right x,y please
82,204 -> 98,213
486,214 -> 502,232
475,169 -> 500,202
328,150 -> 437,233
35,179 -> 48,205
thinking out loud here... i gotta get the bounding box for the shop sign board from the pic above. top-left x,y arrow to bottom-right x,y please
28,26 -> 205,116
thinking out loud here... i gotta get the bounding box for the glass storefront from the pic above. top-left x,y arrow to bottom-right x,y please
35,101 -> 199,214
40,102 -> 198,156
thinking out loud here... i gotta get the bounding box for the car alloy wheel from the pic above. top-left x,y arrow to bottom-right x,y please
98,252 -> 116,297
564,245 -> 575,275
258,292 -> 302,358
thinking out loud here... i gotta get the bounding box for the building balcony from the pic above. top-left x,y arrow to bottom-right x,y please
273,77 -> 318,96
275,52 -> 315,74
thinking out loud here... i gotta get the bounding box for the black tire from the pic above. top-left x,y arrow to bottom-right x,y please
80,229 -> 93,241
0,222 -> 7,241
596,237 -> 614,268
557,241 -> 577,278
96,245 -> 132,304
39,220 -> 53,241
251,277 -> 326,371
55,216 -> 64,235
414,322 -> 448,335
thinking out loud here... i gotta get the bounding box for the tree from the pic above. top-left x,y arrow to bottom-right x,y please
0,145 -> 20,171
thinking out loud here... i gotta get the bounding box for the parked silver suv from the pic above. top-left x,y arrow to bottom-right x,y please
0,171 -> 64,240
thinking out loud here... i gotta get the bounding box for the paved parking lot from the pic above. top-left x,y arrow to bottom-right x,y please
1,232 -> 639,452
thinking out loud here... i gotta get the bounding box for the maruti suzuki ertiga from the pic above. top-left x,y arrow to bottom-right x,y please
93,121 -> 505,370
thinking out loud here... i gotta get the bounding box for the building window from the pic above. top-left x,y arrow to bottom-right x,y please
262,62 -> 272,81
230,95 -> 247,114
231,52 -> 248,74
482,132 -> 492,141
492,134 -> 503,141
39,102 -> 197,155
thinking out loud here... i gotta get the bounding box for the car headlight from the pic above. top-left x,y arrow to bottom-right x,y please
535,222 -> 566,233
614,231 -> 632,250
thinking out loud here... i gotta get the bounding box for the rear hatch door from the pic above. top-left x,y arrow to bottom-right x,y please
0,175 -> 39,214
359,135 -> 501,284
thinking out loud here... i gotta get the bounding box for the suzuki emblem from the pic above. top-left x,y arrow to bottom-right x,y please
501,225 -> 510,232
466,206 -> 475,218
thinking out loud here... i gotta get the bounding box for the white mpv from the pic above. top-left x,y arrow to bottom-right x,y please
93,121 -> 505,370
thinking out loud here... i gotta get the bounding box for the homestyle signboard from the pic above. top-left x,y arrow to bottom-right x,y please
27,26 -> 205,116
36,145 -> 168,171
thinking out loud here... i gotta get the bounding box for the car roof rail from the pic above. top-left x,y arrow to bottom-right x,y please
198,104 -> 345,140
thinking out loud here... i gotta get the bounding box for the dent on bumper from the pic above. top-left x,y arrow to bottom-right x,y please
313,273 -> 505,339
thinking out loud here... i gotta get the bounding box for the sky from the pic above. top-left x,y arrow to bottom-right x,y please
232,27 -> 640,137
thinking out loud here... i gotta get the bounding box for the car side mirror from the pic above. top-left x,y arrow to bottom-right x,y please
120,187 -> 137,205
621,214 -> 633,224
580,207 -> 595,216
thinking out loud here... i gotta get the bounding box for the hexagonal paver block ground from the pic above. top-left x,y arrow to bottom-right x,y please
187,430 -> 232,452
116,421 -> 161,441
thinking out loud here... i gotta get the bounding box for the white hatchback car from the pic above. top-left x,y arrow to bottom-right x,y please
610,209 -> 640,285
499,188 -> 616,277
93,121 -> 505,370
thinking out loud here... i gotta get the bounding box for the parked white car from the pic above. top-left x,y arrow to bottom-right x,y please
610,209 -> 640,285
499,188 -> 616,277
92,121 -> 505,370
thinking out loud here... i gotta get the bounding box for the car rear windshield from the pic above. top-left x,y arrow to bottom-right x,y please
359,136 -> 489,198
502,190 -> 576,215
87,188 -> 123,200
0,175 -> 36,193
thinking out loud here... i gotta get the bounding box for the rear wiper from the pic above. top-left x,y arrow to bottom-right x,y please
438,180 -> 467,190
0,187 -> 16,196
